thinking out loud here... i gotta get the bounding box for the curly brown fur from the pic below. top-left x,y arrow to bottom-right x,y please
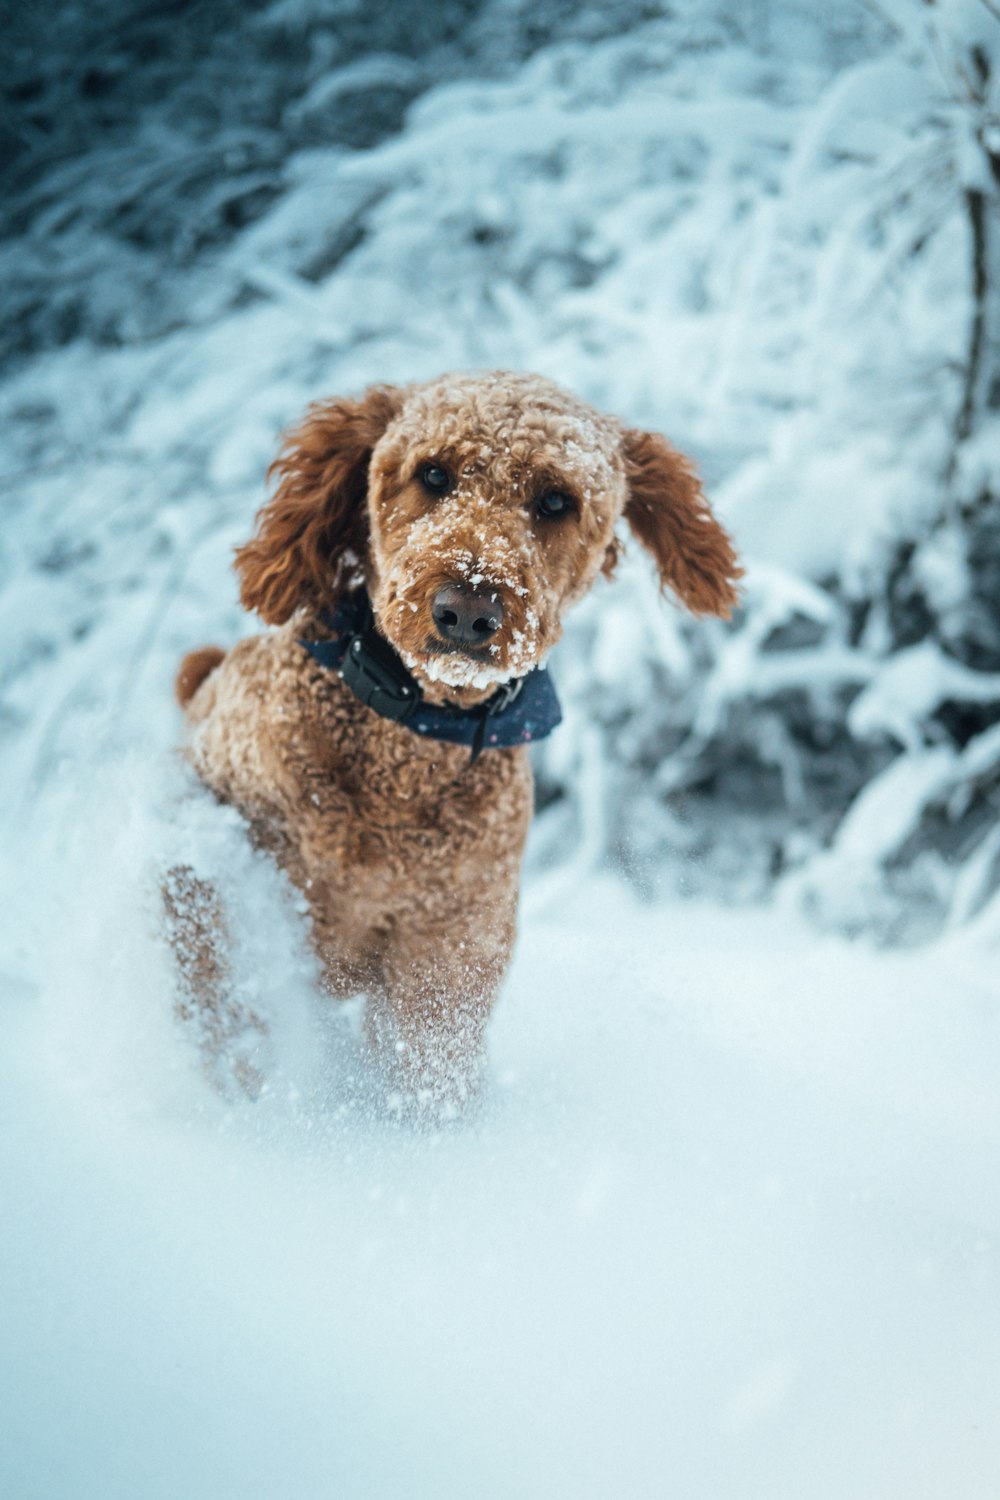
234,387 -> 402,625
621,428 -> 742,617
175,371 -> 740,1109
175,646 -> 226,708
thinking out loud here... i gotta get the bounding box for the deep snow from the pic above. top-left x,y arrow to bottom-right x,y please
2,879 -> 999,1499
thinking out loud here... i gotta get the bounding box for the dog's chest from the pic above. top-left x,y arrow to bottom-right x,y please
280,675 -> 531,878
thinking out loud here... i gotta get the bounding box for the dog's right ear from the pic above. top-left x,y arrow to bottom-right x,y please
234,385 -> 403,624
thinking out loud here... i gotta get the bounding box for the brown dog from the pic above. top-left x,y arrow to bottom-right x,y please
172,371 -> 740,1109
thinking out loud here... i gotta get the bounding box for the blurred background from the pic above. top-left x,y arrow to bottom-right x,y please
3,0 -> 999,945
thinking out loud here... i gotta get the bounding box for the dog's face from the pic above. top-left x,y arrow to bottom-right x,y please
235,371 -> 741,706
364,374 -> 628,700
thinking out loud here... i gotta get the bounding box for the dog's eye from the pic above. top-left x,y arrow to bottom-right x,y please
535,490 -> 575,520
419,463 -> 451,495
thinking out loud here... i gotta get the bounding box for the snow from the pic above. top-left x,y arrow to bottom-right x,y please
848,642 -> 1000,749
2,876 -> 999,1500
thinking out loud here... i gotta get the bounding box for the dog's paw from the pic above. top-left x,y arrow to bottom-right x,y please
365,1004 -> 487,1124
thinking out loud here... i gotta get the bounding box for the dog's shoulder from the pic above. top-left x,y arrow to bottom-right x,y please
180,625 -> 334,803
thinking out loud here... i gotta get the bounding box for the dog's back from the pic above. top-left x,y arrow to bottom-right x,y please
175,646 -> 226,708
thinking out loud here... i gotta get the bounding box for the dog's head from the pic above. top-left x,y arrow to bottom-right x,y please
235,371 -> 741,705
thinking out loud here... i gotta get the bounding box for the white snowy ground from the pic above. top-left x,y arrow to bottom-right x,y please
2,866 -> 999,1500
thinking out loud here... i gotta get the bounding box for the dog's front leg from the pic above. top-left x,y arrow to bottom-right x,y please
161,864 -> 269,1098
366,912 -> 516,1115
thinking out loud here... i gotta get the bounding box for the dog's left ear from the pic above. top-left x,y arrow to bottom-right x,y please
620,427 -> 741,618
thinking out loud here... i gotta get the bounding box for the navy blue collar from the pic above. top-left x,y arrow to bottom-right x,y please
298,590 -> 562,761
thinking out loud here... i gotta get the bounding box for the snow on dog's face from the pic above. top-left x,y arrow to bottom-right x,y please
364,373 -> 626,704
235,371 -> 741,707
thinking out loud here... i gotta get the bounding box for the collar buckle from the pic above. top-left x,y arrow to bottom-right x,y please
482,676 -> 524,718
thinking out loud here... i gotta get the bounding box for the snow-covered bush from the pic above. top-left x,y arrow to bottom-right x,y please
530,0 -> 1000,942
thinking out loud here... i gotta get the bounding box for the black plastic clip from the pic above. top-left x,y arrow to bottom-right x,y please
340,627 -> 419,723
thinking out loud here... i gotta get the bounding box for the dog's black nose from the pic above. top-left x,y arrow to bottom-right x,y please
432,583 -> 504,647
